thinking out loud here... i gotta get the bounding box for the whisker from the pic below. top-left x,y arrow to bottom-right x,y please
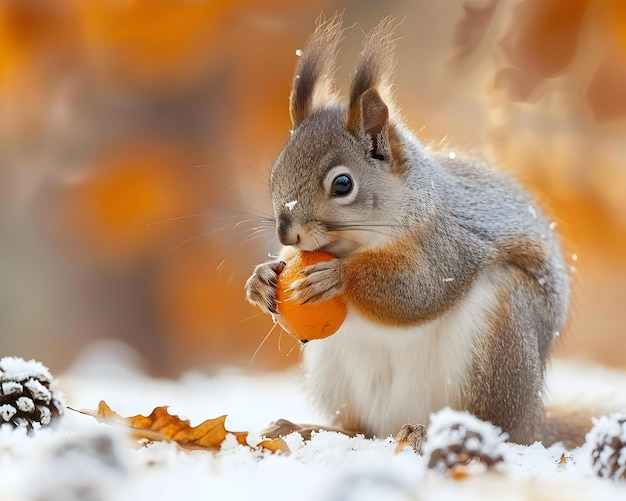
233,217 -> 275,229
277,325 -> 285,351
226,229 -> 268,246
214,227 -> 278,273
324,222 -> 406,239
146,213 -> 215,226
322,232 -> 361,247
215,214 -> 275,230
313,232 -> 323,251
317,224 -> 396,249
326,221 -> 405,230
286,339 -> 300,357
243,226 -> 276,238
233,218 -> 261,228
238,160 -> 272,185
216,256 -> 228,272
164,228 -> 224,256
249,320 -> 280,366
237,310 -> 264,324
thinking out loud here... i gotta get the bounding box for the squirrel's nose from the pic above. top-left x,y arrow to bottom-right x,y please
277,217 -> 300,246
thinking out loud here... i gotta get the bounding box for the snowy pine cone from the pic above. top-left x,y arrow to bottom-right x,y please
0,356 -> 66,430
587,413 -> 626,481
422,408 -> 507,473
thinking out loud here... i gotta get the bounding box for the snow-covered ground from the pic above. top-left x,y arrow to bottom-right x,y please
2,342 -> 626,501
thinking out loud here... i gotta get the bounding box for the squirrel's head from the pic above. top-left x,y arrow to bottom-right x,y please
270,15 -> 410,258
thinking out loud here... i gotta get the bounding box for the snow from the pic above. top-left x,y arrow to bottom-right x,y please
587,413 -> 626,480
2,344 -> 626,500
2,381 -> 23,395
0,404 -> 17,421
422,407 -> 508,463
15,397 -> 34,413
23,379 -> 51,402
0,356 -> 53,383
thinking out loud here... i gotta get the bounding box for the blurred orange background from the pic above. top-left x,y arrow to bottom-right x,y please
1,0 -> 624,376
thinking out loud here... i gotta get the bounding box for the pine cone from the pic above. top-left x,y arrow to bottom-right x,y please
423,408 -> 507,473
0,356 -> 66,430
587,413 -> 626,481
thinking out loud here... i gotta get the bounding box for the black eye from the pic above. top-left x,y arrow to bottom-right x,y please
331,175 -> 353,197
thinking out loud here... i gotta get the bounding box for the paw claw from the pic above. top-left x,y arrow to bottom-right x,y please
244,259 -> 285,314
283,260 -> 342,304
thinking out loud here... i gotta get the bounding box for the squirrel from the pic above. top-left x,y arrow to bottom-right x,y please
245,15 -> 591,450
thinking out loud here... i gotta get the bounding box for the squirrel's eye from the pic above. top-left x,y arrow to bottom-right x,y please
331,175 -> 353,197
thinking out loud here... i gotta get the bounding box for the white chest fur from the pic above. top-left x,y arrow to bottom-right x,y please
301,268 -> 502,438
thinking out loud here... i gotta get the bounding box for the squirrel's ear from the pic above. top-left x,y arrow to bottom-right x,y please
346,18 -> 397,161
289,14 -> 343,129
347,88 -> 389,161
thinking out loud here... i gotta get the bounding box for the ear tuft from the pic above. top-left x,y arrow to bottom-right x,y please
346,18 -> 399,161
348,17 -> 398,117
289,13 -> 344,128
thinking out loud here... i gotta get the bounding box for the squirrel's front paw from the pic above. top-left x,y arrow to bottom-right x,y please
288,258 -> 343,304
244,260 -> 286,314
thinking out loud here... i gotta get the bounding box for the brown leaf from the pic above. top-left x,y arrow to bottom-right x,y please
449,465 -> 472,481
74,401 -> 289,454
557,452 -> 574,468
260,418 -> 356,442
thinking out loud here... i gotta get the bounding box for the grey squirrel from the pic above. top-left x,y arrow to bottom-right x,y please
245,15 -> 590,449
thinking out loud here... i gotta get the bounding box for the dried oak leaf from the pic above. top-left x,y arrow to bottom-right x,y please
75,401 -> 288,454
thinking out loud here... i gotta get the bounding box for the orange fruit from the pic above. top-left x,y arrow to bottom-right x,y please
276,251 -> 347,341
